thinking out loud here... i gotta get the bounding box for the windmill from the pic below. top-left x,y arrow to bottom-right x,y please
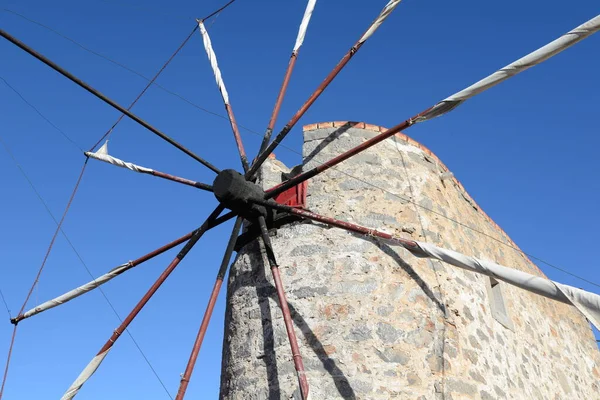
1,1 -> 599,399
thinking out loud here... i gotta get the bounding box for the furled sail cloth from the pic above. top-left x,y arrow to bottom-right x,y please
61,349 -> 110,400
359,0 -> 402,44
410,241 -> 600,330
17,263 -> 132,322
198,20 -> 230,104
85,141 -> 152,174
416,14 -> 600,122
293,0 -> 317,53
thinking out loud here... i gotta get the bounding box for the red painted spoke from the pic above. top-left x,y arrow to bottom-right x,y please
197,21 -> 249,172
257,53 -> 298,156
224,103 -> 250,172
60,205 -> 231,399
252,199 -> 423,255
0,29 -> 221,174
263,117 -> 420,199
247,1 -> 401,178
176,216 -> 243,399
257,216 -> 309,400
147,170 -> 213,192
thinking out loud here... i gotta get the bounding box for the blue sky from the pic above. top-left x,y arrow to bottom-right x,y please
1,0 -> 599,398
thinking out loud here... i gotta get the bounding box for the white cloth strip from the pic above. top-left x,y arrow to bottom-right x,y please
358,0 -> 402,44
199,21 -> 230,104
293,0 -> 317,53
85,141 -> 153,174
414,241 -> 600,330
61,349 -> 111,400
418,14 -> 600,121
20,263 -> 132,320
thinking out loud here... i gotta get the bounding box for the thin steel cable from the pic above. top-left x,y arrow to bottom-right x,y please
399,149 -> 447,399
3,2 -> 594,289
89,22 -> 200,151
0,137 -> 173,399
2,8 -> 152,82
1,7 -> 243,140
96,0 -> 195,22
0,288 -> 10,319
243,127 -> 600,290
0,14 -> 223,396
0,327 -> 16,400
95,0 -> 237,23
0,76 -> 84,152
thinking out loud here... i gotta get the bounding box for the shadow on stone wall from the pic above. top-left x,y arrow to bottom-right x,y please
226,230 -> 451,399
303,122 -> 357,166
231,240 -> 357,399
358,234 -> 446,315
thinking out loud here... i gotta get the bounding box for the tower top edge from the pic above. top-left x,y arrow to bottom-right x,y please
301,120 -> 544,277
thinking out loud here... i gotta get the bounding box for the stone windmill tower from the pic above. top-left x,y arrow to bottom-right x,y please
2,2 -> 599,399
220,122 -> 600,399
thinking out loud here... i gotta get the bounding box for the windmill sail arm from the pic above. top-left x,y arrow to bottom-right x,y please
359,0 -> 402,44
61,349 -> 110,400
417,14 -> 600,122
85,141 -> 153,174
198,20 -> 229,104
293,0 -> 317,53
262,202 -> 600,331
414,241 -> 600,330
16,263 -> 132,322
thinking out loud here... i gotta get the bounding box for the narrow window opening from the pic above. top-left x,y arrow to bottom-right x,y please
486,277 -> 514,330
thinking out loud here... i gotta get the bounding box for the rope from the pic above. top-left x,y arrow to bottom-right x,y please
88,23 -> 200,151
0,140 -> 88,319
96,0 -> 195,22
0,289 -> 10,319
0,137 -> 88,399
0,327 -> 17,399
1,8 -> 256,137
0,76 -> 83,152
0,21 -> 202,394
0,138 -> 173,399
10,5 -> 596,291
93,0 -> 238,23
242,126 -> 600,291
398,148 -> 447,399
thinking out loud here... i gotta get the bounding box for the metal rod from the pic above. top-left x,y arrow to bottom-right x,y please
249,0 -> 403,177
247,0 -> 402,178
257,0 -> 317,156
148,170 -> 213,192
197,21 -> 249,173
224,103 -> 250,172
261,13 -> 600,196
247,43 -> 363,178
60,205 -> 228,400
256,215 -> 309,400
253,199 -> 422,254
264,117 -> 418,199
257,53 -> 298,156
175,216 -> 244,399
0,29 -> 221,174
0,326 -> 17,400
89,24 -> 200,151
10,223 -> 231,324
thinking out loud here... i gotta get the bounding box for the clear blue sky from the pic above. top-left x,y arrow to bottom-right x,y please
1,0 -> 599,398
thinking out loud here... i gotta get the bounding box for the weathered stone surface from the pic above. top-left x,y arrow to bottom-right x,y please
375,346 -> 410,365
220,123 -> 600,399
345,325 -> 372,342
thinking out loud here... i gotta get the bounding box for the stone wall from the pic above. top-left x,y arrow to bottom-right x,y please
220,121 -> 600,399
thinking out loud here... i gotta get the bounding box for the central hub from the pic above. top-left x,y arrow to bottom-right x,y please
213,169 -> 267,218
